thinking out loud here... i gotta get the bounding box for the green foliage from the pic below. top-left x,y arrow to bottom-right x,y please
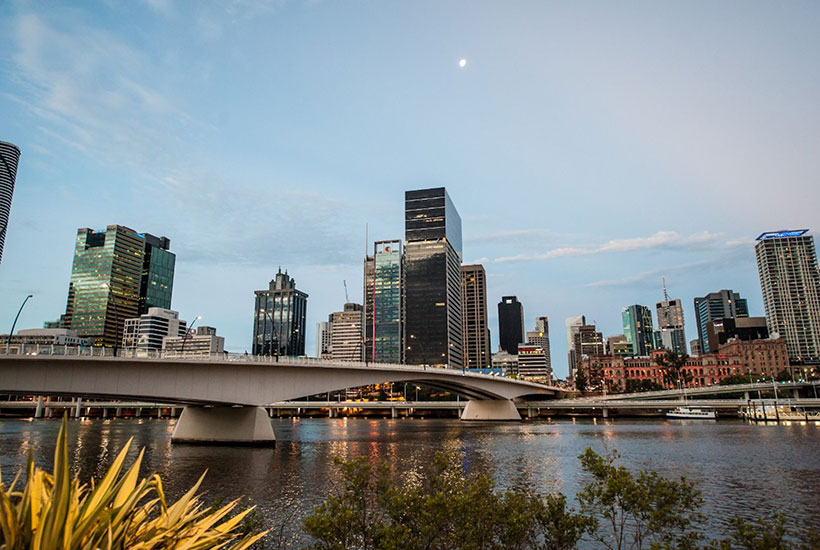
775,369 -> 793,382
0,415 -> 267,550
707,514 -> 820,550
575,367 -> 588,392
576,448 -> 703,550
303,451 -> 590,550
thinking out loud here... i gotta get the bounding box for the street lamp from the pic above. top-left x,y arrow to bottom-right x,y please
6,294 -> 33,354
180,315 -> 202,356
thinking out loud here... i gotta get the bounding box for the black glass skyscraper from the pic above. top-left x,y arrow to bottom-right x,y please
498,296 -> 524,354
0,141 -> 21,266
404,187 -> 463,368
252,268 -> 308,357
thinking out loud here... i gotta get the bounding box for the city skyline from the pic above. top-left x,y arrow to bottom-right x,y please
1,2 -> 819,378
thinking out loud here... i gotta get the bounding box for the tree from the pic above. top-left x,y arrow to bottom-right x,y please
656,350 -> 691,387
576,448 -> 703,550
575,366 -> 588,392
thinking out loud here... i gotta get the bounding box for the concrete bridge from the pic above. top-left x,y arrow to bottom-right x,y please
0,354 -> 571,445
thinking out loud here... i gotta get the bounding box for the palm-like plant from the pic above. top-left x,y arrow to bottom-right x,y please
0,416 -> 267,550
655,349 -> 691,388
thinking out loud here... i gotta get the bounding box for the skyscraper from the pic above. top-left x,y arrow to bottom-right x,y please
498,296 -> 524,355
461,264 -> 491,369
364,240 -> 403,363
0,141 -> 21,266
252,268 -> 308,356
655,281 -> 687,355
622,305 -> 654,356
693,289 -> 749,355
755,230 -> 820,364
64,225 -> 175,347
330,303 -> 364,361
316,320 -> 332,358
565,315 -> 585,379
404,187 -> 463,368
525,317 -> 551,372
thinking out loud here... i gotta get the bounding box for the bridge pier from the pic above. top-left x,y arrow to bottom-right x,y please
34,396 -> 44,418
171,406 -> 276,446
460,399 -> 521,421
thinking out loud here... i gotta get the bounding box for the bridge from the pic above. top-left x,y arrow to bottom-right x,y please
0,353 -> 572,445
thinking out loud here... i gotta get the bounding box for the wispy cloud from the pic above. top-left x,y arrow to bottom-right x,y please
493,231 -> 720,264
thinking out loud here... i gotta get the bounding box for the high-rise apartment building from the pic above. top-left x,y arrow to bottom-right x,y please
694,290 -> 749,355
622,305 -> 654,356
404,187 -> 463,368
755,230 -> 820,364
64,225 -> 175,347
655,283 -> 687,355
0,141 -> 21,266
498,296 -> 524,355
461,264 -> 491,369
252,268 -> 308,356
122,307 -> 187,352
525,317 -> 551,372
330,303 -> 364,361
364,240 -> 403,363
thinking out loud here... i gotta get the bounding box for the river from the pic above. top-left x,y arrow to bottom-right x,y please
1,417 -> 818,548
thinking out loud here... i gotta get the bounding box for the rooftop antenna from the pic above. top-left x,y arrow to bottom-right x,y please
662,276 -> 669,301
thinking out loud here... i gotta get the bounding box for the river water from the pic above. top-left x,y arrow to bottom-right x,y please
1,417 -> 818,548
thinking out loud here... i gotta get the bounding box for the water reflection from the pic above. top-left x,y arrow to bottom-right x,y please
0,417 -> 817,547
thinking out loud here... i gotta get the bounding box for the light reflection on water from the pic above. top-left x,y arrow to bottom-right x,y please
0,417 -> 818,548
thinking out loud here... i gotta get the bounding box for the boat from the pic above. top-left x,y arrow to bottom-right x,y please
666,407 -> 717,419
665,383 -> 717,419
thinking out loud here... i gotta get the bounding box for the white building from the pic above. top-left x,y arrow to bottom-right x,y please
163,326 -> 225,358
122,308 -> 187,351
316,320 -> 332,358
330,303 -> 364,361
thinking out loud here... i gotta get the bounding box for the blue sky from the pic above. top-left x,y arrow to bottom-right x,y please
1,0 -> 818,378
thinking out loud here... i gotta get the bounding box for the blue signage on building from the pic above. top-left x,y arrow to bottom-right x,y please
756,229 -> 809,241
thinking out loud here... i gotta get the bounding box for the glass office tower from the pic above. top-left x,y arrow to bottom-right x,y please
404,187 -> 463,368
622,304 -> 654,356
252,268 -> 308,356
693,289 -> 749,354
65,225 -> 175,347
364,240 -> 403,363
139,234 -> 175,314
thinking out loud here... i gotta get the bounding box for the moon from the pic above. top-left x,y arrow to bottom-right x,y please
459,58 -> 467,68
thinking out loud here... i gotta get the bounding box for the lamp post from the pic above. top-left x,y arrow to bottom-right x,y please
180,315 -> 201,356
6,294 -> 33,354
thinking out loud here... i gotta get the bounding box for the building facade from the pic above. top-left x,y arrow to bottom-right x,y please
498,296 -> 524,355
706,317 -> 768,354
1,329 -> 89,353
622,305 -> 654,356
364,240 -> 404,363
755,230 -> 820,364
516,344 -> 552,382
252,268 -> 308,356
525,317 -> 551,372
64,225 -> 175,348
655,288 -> 687,355
694,289 -> 749,355
122,307 -> 187,351
461,264 -> 491,369
585,339 -> 788,393
0,141 -> 21,266
163,326 -> 225,358
404,187 -> 463,368
330,303 -> 364,361
565,315 -> 586,380
316,320 -> 332,358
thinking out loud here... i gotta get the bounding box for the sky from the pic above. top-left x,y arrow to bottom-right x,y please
1,0 -> 819,379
